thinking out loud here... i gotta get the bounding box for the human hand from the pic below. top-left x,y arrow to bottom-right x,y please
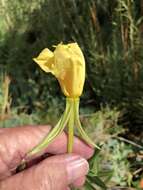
0,125 -> 94,190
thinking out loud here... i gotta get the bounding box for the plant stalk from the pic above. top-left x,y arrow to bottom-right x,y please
67,98 -> 75,153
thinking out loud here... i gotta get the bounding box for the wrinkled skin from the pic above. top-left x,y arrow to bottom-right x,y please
0,125 -> 94,190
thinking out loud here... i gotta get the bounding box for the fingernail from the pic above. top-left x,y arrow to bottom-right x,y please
66,155 -> 89,183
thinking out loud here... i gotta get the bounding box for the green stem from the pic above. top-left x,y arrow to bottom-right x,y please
67,98 -> 75,153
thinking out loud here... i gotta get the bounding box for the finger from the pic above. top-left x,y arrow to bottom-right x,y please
0,125 -> 93,179
73,176 -> 86,187
0,154 -> 89,190
0,128 -> 9,134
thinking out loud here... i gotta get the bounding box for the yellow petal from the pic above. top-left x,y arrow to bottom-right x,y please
54,43 -> 85,97
33,48 -> 55,74
33,43 -> 85,98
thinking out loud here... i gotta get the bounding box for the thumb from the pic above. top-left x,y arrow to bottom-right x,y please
0,154 -> 89,190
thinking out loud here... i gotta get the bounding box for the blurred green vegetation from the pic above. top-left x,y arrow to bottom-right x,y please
0,0 -> 143,189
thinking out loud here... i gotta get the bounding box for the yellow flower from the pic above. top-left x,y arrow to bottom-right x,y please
23,42 -> 99,159
33,43 -> 85,98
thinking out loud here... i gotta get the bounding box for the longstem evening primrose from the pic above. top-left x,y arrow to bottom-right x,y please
26,43 -> 99,157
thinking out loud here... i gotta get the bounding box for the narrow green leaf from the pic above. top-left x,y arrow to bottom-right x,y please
87,176 -> 107,190
74,100 -> 100,149
85,179 -> 96,190
27,99 -> 71,156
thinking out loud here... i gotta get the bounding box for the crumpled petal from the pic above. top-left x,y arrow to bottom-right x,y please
54,43 -> 85,97
33,48 -> 55,74
33,43 -> 85,98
